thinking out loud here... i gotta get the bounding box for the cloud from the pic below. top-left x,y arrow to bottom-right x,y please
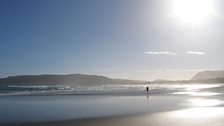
186,51 -> 205,55
144,51 -> 177,56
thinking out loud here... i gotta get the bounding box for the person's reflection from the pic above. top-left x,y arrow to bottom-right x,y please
146,86 -> 149,99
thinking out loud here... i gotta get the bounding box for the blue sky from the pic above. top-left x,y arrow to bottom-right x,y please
1,0 -> 224,80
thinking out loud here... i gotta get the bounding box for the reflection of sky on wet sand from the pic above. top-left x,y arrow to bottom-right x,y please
171,107 -> 224,119
168,98 -> 224,120
172,84 -> 222,96
173,91 -> 220,96
136,106 -> 224,126
188,98 -> 223,107
183,84 -> 221,91
141,98 -> 224,126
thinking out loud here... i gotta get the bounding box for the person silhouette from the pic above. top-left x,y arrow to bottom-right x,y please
146,86 -> 149,99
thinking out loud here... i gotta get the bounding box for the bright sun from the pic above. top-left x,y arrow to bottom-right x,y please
173,0 -> 214,24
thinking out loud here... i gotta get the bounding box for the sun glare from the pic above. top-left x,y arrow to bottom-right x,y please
173,107 -> 224,119
189,99 -> 223,107
173,0 -> 214,24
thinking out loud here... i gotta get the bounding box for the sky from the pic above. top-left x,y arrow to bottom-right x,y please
1,0 -> 224,81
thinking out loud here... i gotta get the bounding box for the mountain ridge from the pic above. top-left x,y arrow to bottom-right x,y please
191,70 -> 224,80
0,74 -> 146,86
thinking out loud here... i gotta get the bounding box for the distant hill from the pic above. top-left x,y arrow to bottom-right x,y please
152,79 -> 171,83
190,78 -> 224,83
191,70 -> 224,80
0,74 -> 145,86
2,70 -> 224,86
150,70 -> 224,84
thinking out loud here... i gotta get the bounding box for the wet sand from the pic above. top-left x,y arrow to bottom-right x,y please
1,84 -> 224,126
3,96 -> 224,126
4,106 -> 224,126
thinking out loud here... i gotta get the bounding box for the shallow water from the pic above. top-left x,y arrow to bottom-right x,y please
0,84 -> 222,96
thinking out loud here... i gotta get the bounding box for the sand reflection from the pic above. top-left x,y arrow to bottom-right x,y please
170,98 -> 224,119
188,99 -> 223,107
172,107 -> 224,119
173,91 -> 220,96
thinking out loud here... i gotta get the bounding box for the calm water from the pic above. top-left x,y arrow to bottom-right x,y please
0,84 -> 223,124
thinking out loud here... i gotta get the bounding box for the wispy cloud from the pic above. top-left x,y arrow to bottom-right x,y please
186,51 -> 205,55
144,51 -> 177,56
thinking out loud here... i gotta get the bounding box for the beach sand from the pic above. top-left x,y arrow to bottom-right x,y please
3,95 -> 224,126
4,107 -> 224,126
1,84 -> 224,126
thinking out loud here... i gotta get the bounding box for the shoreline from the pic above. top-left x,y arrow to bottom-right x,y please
1,83 -> 222,97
